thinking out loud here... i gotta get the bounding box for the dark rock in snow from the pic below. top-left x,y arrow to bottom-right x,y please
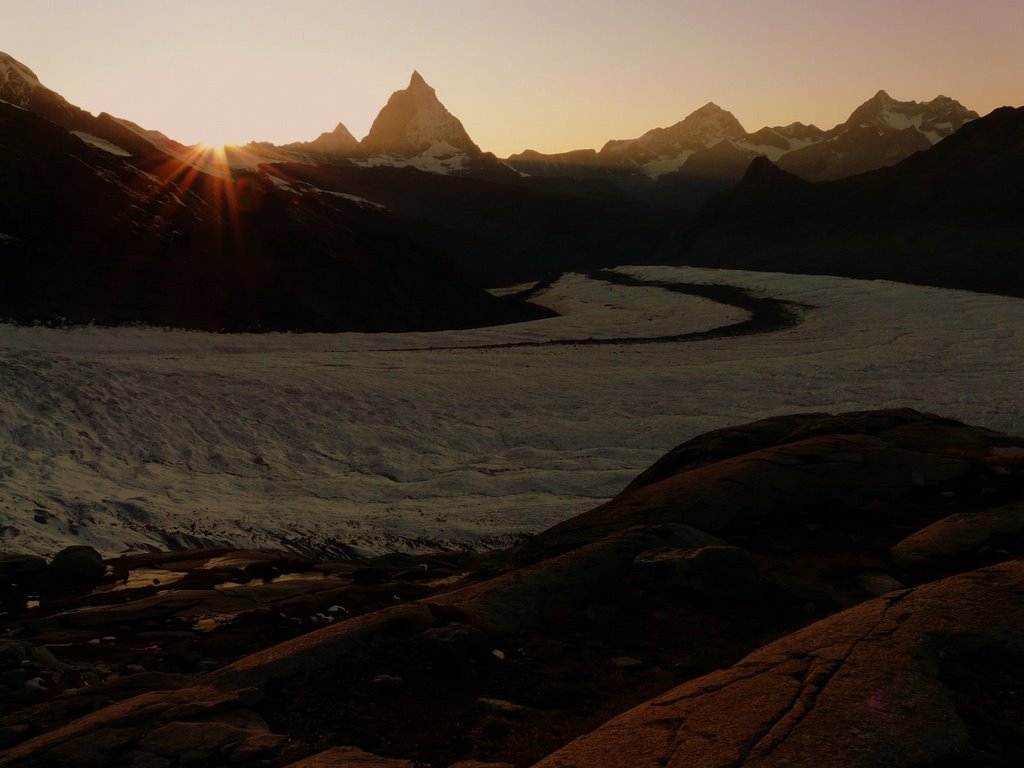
49,546 -> 105,582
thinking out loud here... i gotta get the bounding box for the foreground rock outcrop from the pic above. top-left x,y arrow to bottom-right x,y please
534,559 -> 1024,767
1,409 -> 1022,767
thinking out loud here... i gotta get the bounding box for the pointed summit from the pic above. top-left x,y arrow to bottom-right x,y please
361,71 -> 480,156
294,121 -> 358,154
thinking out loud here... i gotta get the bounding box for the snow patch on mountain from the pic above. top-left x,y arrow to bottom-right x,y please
641,151 -> 697,178
72,131 -> 132,156
314,189 -> 386,209
266,174 -> 299,193
355,141 -> 472,175
735,135 -> 820,162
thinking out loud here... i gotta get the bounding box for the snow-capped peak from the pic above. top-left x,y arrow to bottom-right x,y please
360,70 -> 481,156
845,90 -> 978,143
602,102 -> 746,156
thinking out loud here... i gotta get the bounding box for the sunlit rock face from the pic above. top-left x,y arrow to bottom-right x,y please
360,70 -> 481,157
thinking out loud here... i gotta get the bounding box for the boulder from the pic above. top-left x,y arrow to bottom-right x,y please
856,570 -> 906,596
517,409 -> 1012,564
49,546 -> 105,582
891,502 -> 1024,570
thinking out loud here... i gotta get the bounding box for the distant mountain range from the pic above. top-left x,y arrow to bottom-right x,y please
665,105 -> 1024,296
507,91 -> 980,215
0,51 -> 978,187
1,49 -> 1021,328
509,90 -> 977,183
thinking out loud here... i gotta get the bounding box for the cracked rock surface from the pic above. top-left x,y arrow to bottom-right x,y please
532,559 -> 1024,767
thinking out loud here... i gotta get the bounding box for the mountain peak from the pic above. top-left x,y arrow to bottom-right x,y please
361,72 -> 480,157
675,102 -> 746,139
695,102 -> 726,114
0,51 -> 42,89
329,122 -> 354,137
843,90 -> 978,143
742,155 -> 799,184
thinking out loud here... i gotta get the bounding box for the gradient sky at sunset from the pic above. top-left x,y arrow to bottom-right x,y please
3,0 -> 1022,155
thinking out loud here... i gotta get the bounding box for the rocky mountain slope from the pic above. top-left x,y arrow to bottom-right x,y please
666,105 -> 1024,297
0,51 -> 174,159
0,99 -> 545,331
2,409 -> 1023,767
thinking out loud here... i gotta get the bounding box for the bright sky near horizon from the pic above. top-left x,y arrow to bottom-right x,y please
3,0 -> 1022,155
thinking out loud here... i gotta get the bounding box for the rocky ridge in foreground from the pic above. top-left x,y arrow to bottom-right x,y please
1,409 -> 1023,766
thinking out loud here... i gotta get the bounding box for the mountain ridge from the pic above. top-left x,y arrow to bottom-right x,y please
506,89 -> 979,191
0,51 -> 986,186
665,105 -> 1024,297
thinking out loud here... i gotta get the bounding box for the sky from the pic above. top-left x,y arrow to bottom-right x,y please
3,0 -> 1022,155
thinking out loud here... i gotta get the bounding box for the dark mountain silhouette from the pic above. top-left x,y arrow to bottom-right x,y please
0,100 -> 549,331
0,51 -> 172,159
262,161 -> 671,285
666,106 -> 1024,297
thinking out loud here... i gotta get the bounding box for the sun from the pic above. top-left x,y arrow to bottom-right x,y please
192,141 -> 232,167
195,140 -> 229,153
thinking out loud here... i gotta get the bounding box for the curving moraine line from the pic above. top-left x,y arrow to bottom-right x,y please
380,269 -> 810,352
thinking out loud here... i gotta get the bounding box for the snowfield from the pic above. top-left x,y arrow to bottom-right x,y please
1,267 -> 1022,558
